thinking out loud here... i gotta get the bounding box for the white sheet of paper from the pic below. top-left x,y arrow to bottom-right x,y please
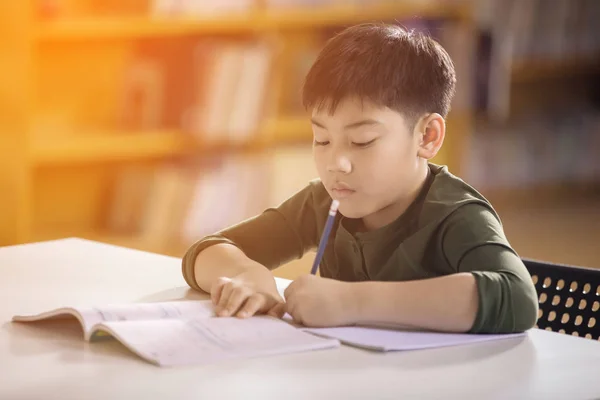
97,315 -> 340,367
304,326 -> 526,351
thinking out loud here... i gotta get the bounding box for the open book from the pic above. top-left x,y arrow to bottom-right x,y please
13,300 -> 527,367
12,300 -> 340,367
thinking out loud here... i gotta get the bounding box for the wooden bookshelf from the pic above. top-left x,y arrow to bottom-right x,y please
263,115 -> 311,143
29,117 -> 312,166
481,182 -> 600,210
511,56 -> 600,83
27,111 -> 467,167
31,130 -> 196,165
0,1 -> 477,255
37,2 -> 471,41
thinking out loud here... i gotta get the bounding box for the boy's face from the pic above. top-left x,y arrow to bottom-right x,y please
311,97 -> 425,227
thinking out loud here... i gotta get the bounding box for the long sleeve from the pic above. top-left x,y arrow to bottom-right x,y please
181,180 -> 327,290
441,204 -> 539,333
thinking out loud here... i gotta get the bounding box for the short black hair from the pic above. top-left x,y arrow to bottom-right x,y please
302,23 -> 456,129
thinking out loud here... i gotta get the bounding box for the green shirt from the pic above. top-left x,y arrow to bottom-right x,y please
181,163 -> 539,333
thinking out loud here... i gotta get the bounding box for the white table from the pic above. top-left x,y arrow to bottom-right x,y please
1,238 -> 600,400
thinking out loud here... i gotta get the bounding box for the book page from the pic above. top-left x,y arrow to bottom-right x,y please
96,316 -> 340,367
13,300 -> 216,337
79,300 -> 216,334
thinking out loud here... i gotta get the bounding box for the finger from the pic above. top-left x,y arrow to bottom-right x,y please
236,294 -> 266,318
283,280 -> 298,300
267,302 -> 286,319
284,292 -> 296,312
210,278 -> 228,306
285,299 -> 307,326
216,281 -> 235,313
285,299 -> 299,321
288,307 -> 303,326
221,286 -> 251,317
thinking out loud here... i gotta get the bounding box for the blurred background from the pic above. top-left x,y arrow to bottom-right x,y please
0,0 -> 598,279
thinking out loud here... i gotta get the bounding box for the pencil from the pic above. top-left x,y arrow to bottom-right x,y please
310,199 -> 340,275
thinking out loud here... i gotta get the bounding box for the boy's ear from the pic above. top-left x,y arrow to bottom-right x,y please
414,113 -> 445,160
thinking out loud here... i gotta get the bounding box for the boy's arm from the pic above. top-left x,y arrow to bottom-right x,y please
346,205 -> 538,333
351,272 -> 479,332
181,181 -> 324,292
442,205 -> 539,333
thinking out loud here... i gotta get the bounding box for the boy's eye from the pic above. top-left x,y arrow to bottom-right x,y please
313,140 -> 330,146
352,139 -> 376,148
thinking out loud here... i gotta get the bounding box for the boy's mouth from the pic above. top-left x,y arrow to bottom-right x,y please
331,184 -> 356,199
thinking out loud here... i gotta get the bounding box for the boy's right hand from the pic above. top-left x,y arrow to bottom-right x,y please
210,269 -> 285,319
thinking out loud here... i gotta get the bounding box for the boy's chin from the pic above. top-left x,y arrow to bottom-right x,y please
337,204 -> 369,220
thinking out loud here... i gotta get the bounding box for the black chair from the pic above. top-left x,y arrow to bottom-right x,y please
523,258 -> 600,341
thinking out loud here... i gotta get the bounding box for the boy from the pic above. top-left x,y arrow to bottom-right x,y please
181,23 -> 539,334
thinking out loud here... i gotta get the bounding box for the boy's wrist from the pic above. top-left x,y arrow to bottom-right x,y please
347,281 -> 393,326
235,266 -> 280,296
344,281 -> 369,325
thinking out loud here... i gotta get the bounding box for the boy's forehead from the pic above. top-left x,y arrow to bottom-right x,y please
311,96 -> 405,125
311,97 -> 385,119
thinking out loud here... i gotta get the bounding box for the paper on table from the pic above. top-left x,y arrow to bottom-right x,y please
96,315 -> 341,367
303,326 -> 526,351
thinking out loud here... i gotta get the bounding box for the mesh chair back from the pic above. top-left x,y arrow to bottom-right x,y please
524,259 -> 600,341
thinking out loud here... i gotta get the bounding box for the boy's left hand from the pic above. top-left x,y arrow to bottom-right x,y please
283,275 -> 358,327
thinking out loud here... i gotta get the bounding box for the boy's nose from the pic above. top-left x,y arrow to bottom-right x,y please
327,153 -> 352,174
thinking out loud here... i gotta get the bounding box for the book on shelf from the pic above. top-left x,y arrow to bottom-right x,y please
262,0 -> 339,9
118,58 -> 165,131
107,165 -> 156,234
138,163 -> 198,248
151,0 -> 256,17
106,145 -> 318,252
188,40 -> 276,144
126,38 -> 277,145
180,153 -> 272,244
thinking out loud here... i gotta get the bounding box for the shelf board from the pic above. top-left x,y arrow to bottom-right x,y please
478,181 -> 600,209
30,130 -> 198,165
30,117 -> 313,165
28,111 -> 475,166
37,2 -> 470,41
511,55 -> 600,82
263,115 -> 311,144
